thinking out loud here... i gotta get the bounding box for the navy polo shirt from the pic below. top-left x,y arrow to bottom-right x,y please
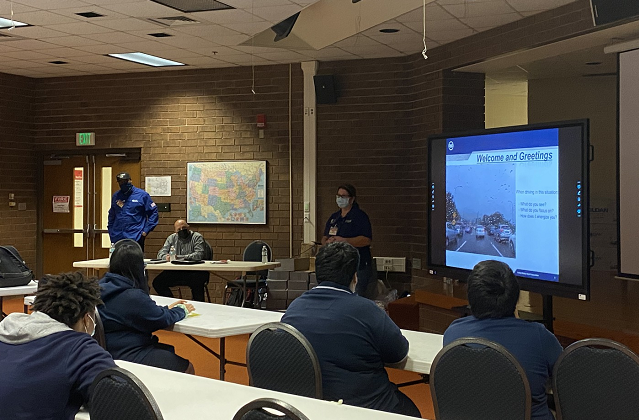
281,281 -> 408,412
323,203 -> 372,266
444,316 -> 563,420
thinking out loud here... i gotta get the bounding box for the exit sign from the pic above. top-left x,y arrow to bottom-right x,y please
76,132 -> 95,146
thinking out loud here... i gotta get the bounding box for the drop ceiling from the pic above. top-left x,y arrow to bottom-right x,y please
0,0 -> 578,78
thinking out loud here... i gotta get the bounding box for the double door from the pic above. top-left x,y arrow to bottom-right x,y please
42,152 -> 140,275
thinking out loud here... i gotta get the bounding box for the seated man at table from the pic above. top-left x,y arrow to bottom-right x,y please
443,260 -> 562,420
281,242 -> 420,417
152,219 -> 210,302
0,272 -> 115,419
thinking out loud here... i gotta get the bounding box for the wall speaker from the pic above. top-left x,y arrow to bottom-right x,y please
314,75 -> 337,104
591,0 -> 639,26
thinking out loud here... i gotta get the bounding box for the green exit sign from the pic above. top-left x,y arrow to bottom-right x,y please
76,132 -> 95,146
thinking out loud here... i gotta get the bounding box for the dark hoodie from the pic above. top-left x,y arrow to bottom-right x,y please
99,272 -> 186,363
0,311 -> 115,419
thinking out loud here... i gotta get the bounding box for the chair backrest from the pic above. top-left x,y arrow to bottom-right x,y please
430,337 -> 531,420
244,240 -> 272,262
202,239 -> 214,260
553,338 -> 639,420
244,240 -> 272,278
232,398 -> 309,420
246,322 -> 322,399
89,367 -> 163,420
93,310 -> 107,350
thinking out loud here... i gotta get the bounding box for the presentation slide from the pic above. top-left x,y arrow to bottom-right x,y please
444,129 -> 559,282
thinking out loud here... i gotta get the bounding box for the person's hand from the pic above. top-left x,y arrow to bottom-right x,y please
169,299 -> 187,309
185,303 -> 195,313
326,236 -> 336,243
332,236 -> 346,243
165,255 -> 170,261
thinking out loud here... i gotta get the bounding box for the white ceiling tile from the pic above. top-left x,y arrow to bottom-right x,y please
50,6 -> 128,20
185,45 -> 245,56
6,10 -> 80,25
219,55 -> 273,65
208,33 -> 249,45
150,48 -> 202,59
73,43 -> 128,54
443,0 -> 518,19
225,0 -> 294,7
334,35 -> 383,48
0,2 -> 38,14
369,31 -> 425,47
156,34 -> 219,48
12,0 -> 92,10
47,21 -> 115,35
427,27 -> 475,43
339,44 -> 402,56
398,4 -> 455,23
0,43 -> 20,53
180,55 -> 230,66
301,47 -> 356,60
0,58 -> 32,68
405,18 -> 469,33
193,9 -> 256,24
254,50 -> 306,60
170,23 -> 242,38
6,26 -> 69,39
115,39 -> 178,52
45,47 -> 94,58
231,45 -> 287,54
222,21 -> 272,35
100,1 -> 177,18
83,31 -> 147,44
0,38 -> 58,50
461,12 -> 521,30
251,5 -> 301,23
93,17 -> 162,31
505,0 -> 576,14
45,35 -> 104,47
3,49 -> 55,60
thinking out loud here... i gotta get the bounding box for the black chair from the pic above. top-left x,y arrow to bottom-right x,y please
430,337 -> 531,420
226,240 -> 272,307
93,310 -> 107,350
553,338 -> 639,420
89,367 -> 163,420
246,322 -> 322,399
233,398 -> 310,420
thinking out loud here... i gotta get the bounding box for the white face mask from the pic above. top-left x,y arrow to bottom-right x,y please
85,312 -> 96,337
336,196 -> 350,208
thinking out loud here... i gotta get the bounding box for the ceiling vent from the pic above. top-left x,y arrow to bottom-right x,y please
150,0 -> 233,13
147,16 -> 200,27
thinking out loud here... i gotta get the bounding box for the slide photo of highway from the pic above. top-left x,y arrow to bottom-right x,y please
445,163 -> 516,259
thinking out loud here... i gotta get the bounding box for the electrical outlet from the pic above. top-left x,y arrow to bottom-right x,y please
374,257 -> 407,272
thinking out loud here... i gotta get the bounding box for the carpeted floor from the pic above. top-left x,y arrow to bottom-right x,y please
2,296 -> 435,419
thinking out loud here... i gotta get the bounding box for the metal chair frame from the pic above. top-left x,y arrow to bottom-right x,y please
430,337 -> 532,420
246,322 -> 323,399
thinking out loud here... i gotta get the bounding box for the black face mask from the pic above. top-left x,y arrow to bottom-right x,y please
177,229 -> 190,240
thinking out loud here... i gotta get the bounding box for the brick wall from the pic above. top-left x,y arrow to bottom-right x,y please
0,72 -> 37,269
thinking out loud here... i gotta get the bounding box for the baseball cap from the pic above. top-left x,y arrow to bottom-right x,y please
116,172 -> 131,181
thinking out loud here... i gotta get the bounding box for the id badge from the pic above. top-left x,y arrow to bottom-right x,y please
329,226 -> 338,236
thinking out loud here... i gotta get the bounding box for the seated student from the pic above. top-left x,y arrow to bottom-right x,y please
281,242 -> 421,417
444,260 -> 562,420
0,272 -> 115,420
99,239 -> 196,373
152,219 -> 210,301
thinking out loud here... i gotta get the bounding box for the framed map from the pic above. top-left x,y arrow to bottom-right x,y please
187,161 -> 266,224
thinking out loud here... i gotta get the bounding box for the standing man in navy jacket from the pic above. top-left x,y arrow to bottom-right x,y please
108,172 -> 158,251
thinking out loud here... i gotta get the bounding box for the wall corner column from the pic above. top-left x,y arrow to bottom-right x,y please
301,61 -> 318,243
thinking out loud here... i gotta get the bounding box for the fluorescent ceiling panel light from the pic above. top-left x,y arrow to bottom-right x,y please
107,52 -> 185,67
0,17 -> 29,29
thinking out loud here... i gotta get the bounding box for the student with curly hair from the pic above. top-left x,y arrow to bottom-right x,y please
0,272 -> 115,419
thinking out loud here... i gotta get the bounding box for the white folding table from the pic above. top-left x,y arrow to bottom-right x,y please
76,360 -> 424,420
0,280 -> 38,318
152,295 -> 282,380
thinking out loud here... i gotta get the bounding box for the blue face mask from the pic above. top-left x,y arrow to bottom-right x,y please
336,196 -> 350,208
120,182 -> 132,194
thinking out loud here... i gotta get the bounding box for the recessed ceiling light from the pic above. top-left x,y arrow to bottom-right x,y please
379,28 -> 399,33
0,17 -> 29,29
49,61 -> 68,65
149,32 -> 173,38
585,61 -> 602,66
76,12 -> 104,18
107,52 -> 186,67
